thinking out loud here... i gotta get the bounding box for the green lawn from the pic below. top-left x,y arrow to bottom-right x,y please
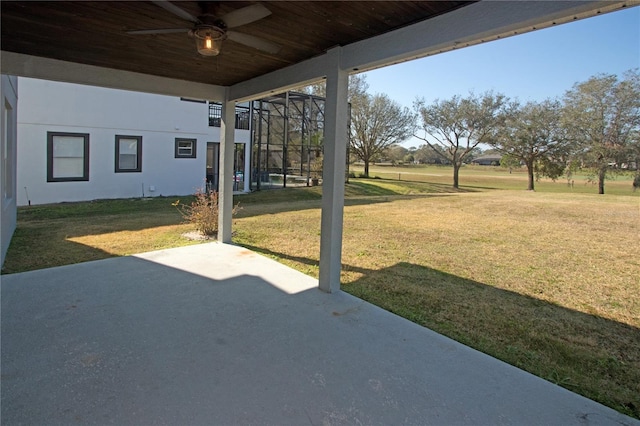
351,163 -> 639,195
3,168 -> 639,419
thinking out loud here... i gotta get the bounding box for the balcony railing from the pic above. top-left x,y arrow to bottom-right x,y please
209,103 -> 250,130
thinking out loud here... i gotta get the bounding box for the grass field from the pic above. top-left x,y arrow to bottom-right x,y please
3,165 -> 639,418
352,163 -> 639,195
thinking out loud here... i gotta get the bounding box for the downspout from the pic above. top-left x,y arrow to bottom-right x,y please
282,92 -> 289,188
307,94 -> 313,186
300,94 -> 307,178
266,105 -> 270,188
245,103 -> 252,192
256,100 -> 263,191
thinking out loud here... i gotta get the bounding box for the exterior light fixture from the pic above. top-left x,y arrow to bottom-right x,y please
192,26 -> 225,56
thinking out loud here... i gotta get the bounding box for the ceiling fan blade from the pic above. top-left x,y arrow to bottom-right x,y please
127,28 -> 189,35
227,31 -> 281,54
221,4 -> 272,28
151,0 -> 200,24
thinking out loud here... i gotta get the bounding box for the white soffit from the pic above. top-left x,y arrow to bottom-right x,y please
0,51 -> 226,101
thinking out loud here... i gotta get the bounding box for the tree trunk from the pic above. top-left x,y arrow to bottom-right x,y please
452,163 -> 460,189
526,160 -> 535,191
364,160 -> 370,178
598,167 -> 606,195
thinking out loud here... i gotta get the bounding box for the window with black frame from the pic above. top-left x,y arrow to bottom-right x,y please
47,131 -> 89,182
175,138 -> 197,158
115,135 -> 142,172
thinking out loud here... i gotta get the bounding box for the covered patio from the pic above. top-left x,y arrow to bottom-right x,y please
2,1 -> 639,424
2,243 -> 637,425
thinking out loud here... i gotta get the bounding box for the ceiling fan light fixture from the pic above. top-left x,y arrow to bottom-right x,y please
193,26 -> 225,56
197,35 -> 220,56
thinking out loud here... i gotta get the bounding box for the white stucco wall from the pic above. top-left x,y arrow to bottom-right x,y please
16,78 -> 250,206
1,75 -> 18,266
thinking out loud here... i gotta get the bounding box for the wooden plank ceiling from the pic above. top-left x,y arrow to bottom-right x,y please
1,1 -> 472,86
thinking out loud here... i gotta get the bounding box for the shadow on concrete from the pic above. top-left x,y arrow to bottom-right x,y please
236,244 -> 640,419
1,253 -> 321,425
2,243 -> 638,425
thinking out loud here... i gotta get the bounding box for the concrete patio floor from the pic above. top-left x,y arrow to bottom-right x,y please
1,243 -> 638,425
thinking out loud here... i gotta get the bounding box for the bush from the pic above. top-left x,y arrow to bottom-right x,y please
172,189 -> 238,236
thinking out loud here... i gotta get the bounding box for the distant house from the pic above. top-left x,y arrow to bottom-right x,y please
16,78 -> 326,206
471,155 -> 502,166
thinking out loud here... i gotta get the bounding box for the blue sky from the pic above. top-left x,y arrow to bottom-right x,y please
362,5 -> 640,148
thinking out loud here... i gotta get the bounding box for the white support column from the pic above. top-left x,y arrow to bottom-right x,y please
218,93 -> 235,243
318,48 -> 349,293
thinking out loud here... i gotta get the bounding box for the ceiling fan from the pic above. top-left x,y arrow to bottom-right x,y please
127,1 -> 281,56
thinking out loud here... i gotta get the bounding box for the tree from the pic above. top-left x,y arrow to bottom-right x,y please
414,91 -> 508,188
628,129 -> 640,191
413,144 -> 450,165
403,152 -> 415,164
562,69 -> 640,194
492,99 -> 570,190
350,92 -> 416,176
385,144 -> 408,165
304,75 -> 415,176
301,73 -> 368,103
499,154 -> 521,174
